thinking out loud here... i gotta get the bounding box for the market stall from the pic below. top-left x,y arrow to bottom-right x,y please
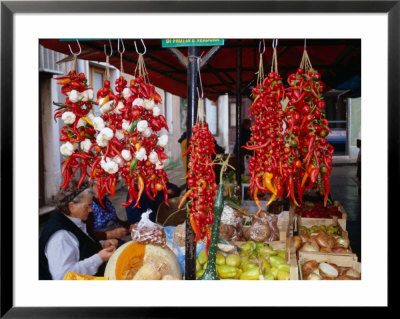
38,38 -> 361,281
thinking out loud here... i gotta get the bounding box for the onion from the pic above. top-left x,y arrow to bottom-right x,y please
342,268 -> 361,279
327,236 -> 336,249
299,233 -> 309,243
307,273 -> 322,280
315,233 -> 329,248
306,236 -> 318,246
302,260 -> 319,278
312,268 -> 320,275
331,246 -> 346,253
335,237 -> 350,249
300,241 -> 319,252
337,275 -> 356,280
328,263 -> 339,272
319,247 -> 332,253
293,236 -> 303,251
315,229 -> 328,237
318,262 -> 339,278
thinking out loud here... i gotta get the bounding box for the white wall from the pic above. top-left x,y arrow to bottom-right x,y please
215,94 -> 230,153
348,97 -> 361,160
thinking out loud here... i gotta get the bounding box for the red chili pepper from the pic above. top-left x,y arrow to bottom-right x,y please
139,82 -> 150,99
288,176 -> 300,207
96,177 -> 105,208
121,178 -> 138,207
255,175 -> 269,193
71,152 -> 92,161
242,140 -> 270,150
77,162 -> 88,189
181,145 -> 192,158
309,166 -> 320,184
110,145 -> 124,161
158,115 -> 169,132
161,179 -> 169,206
296,179 -> 304,203
110,176 -> 117,198
144,182 -> 155,201
69,81 -> 82,90
132,176 -> 144,209
274,176 -> 284,199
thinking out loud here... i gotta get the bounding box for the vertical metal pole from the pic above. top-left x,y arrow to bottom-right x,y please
236,47 -> 242,187
184,46 -> 199,280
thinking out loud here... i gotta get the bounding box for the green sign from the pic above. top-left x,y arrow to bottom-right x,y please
162,39 -> 224,48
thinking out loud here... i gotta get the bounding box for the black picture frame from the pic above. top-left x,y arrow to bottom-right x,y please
1,1 -> 395,317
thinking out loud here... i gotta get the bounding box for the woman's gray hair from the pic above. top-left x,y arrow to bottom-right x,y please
56,180 -> 94,215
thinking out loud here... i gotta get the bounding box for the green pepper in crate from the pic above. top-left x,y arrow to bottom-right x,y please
215,253 -> 226,265
240,267 -> 260,280
263,273 -> 275,280
198,250 -> 208,265
277,270 -> 290,280
216,265 -> 238,279
269,255 -> 286,268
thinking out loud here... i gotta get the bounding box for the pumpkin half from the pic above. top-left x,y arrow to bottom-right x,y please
63,271 -> 108,280
104,241 -> 182,280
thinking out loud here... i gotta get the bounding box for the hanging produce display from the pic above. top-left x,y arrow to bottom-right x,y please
54,68 -> 96,190
244,40 -> 333,212
244,41 -> 287,214
54,40 -> 170,209
178,102 -> 218,254
284,49 -> 333,206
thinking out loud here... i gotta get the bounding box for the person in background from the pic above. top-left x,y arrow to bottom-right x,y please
39,181 -> 117,280
233,118 -> 253,174
87,180 -> 134,246
178,132 -> 188,174
233,118 -> 252,155
125,181 -> 180,224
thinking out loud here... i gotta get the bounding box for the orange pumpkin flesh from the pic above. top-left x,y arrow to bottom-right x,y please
115,242 -> 145,280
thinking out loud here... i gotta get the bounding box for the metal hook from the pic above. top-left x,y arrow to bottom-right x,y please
196,56 -> 204,99
117,39 -> 125,54
134,39 -> 147,55
104,39 -> 113,56
304,39 -> 307,50
259,39 -> 265,54
68,39 -> 82,56
272,39 -> 278,49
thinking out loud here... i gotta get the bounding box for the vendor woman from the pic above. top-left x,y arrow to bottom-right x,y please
39,181 -> 117,280
87,180 -> 133,245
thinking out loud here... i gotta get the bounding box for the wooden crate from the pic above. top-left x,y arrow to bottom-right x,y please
293,201 -> 347,230
298,251 -> 360,280
334,201 -> 348,230
297,215 -> 349,240
296,215 -> 357,259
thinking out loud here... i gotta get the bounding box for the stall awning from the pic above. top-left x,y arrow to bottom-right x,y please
39,39 -> 361,101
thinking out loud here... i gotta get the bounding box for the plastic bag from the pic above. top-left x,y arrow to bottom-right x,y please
131,209 -> 166,247
219,203 -> 244,241
163,224 -> 205,276
244,211 -> 280,242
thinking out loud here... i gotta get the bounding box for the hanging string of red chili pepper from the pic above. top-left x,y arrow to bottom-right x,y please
178,56 -> 218,255
244,39 -> 286,214
54,41 -> 97,191
245,39 -> 333,210
285,46 -> 333,206
178,106 -> 217,255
